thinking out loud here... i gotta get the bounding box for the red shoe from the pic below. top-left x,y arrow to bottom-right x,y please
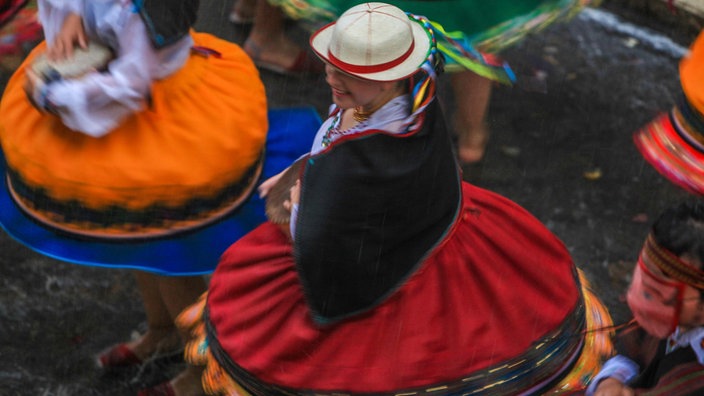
138,381 -> 175,396
96,343 -> 142,370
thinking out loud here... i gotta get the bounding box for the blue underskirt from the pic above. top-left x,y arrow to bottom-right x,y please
0,107 -> 320,275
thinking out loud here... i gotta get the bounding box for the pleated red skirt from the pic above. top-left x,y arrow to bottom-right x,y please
198,182 -> 592,394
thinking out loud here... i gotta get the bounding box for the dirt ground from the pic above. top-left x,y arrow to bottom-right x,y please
0,1 -> 702,394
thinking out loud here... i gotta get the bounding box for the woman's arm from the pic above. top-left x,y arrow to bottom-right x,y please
31,5 -> 173,137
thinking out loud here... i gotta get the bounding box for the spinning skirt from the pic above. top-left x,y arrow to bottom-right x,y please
0,31 -> 321,274
179,182 -> 614,395
633,31 -> 704,196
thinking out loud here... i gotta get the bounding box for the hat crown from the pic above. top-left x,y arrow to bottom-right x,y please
310,2 -> 431,81
329,3 -> 414,69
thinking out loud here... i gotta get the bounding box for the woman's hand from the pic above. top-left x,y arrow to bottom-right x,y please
47,13 -> 87,61
283,179 -> 300,212
258,167 -> 287,198
593,378 -> 634,396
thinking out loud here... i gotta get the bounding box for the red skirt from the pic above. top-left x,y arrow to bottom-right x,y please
184,182 -> 611,394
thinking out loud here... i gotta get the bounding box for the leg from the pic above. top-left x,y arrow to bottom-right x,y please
156,276 -> 208,396
245,0 -> 300,69
229,0 -> 256,23
137,274 -> 208,396
98,271 -> 194,369
451,70 -> 493,164
112,272 -> 206,360
127,271 -> 188,359
154,274 -> 207,343
243,0 -> 322,74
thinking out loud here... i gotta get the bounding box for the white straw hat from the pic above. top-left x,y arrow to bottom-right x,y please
310,2 -> 431,82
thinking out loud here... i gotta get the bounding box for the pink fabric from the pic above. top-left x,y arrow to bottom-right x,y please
627,259 -> 685,339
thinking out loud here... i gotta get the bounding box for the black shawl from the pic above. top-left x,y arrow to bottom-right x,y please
294,99 -> 461,324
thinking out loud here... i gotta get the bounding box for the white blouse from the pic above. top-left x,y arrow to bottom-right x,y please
585,327 -> 704,395
310,94 -> 413,154
290,94 -> 417,239
37,0 -> 192,137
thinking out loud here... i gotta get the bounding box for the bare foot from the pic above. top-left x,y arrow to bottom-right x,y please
456,121 -> 489,164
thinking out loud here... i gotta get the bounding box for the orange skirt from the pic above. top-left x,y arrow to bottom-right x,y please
680,31 -> 704,116
633,31 -> 704,196
0,31 -> 267,238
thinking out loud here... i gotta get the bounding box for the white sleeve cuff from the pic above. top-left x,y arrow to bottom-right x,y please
585,355 -> 640,396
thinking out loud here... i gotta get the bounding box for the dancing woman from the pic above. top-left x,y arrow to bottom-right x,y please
178,3 -> 614,395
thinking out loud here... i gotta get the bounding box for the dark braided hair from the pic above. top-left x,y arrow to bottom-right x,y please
652,199 -> 704,298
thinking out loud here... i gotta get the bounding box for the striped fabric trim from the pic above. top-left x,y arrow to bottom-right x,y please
644,234 -> 704,290
183,272 -> 612,396
5,154 -> 263,240
633,108 -> 704,196
636,362 -> 704,396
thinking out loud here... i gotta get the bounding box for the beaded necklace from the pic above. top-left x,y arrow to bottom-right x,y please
321,111 -> 342,148
321,109 -> 369,148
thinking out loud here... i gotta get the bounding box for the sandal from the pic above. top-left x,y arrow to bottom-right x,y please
456,121 -> 490,165
96,328 -> 184,370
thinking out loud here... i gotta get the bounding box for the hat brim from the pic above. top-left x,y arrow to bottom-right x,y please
634,109 -> 704,195
310,17 -> 431,82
